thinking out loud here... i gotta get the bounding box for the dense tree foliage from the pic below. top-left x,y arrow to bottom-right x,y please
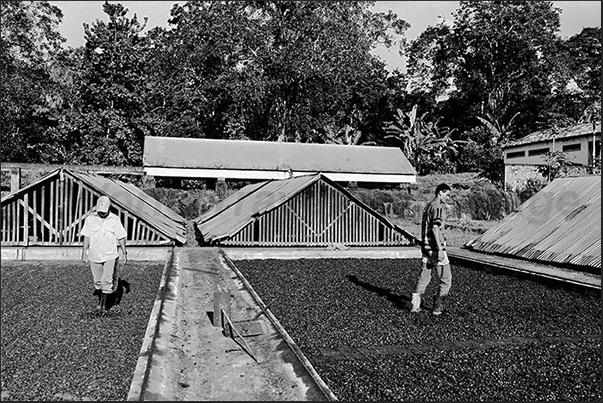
407,1 -> 563,135
37,2 -> 152,165
404,0 -> 600,182
142,1 -> 409,144
0,0 -> 65,162
1,0 -> 600,182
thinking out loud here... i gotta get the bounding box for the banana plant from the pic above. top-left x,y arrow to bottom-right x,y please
383,105 -> 420,158
383,104 -> 466,172
581,100 -> 601,131
476,111 -> 521,147
322,123 -> 377,146
322,109 -> 376,146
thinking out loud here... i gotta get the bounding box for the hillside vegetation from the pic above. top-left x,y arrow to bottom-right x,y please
143,173 -> 518,222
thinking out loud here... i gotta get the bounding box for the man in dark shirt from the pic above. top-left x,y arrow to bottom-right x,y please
410,183 -> 452,315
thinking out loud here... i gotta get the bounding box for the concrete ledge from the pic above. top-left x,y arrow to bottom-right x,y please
222,246 -> 422,260
448,247 -> 601,293
218,249 -> 338,401
1,246 -> 173,262
127,250 -> 178,401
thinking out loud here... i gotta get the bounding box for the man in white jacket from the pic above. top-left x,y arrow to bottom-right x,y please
80,196 -> 127,312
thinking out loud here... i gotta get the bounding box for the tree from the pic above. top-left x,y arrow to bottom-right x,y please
402,1 -> 601,181
562,28 -> 601,99
64,1 -> 150,165
543,28 -> 602,126
144,1 -> 409,143
404,23 -> 455,101
0,0 -> 66,162
406,1 -> 563,137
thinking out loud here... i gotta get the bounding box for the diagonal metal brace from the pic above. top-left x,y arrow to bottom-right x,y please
222,309 -> 258,362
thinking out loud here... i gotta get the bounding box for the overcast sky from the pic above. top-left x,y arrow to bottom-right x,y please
50,1 -> 601,71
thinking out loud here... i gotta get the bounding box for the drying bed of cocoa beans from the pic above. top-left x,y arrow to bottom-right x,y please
0,260 -> 164,401
233,258 -> 601,401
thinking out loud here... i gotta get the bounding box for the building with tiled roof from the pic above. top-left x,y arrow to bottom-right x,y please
502,122 -> 601,191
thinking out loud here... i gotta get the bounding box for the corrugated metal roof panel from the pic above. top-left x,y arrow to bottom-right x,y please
2,168 -> 188,245
465,176 -> 601,270
197,174 -> 320,242
70,170 -> 187,244
504,122 -> 601,148
119,181 -> 187,225
569,241 -> 601,267
195,173 -> 416,245
143,136 -> 416,175
197,181 -> 270,225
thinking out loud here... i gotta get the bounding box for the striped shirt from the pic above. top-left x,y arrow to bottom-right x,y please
421,197 -> 447,250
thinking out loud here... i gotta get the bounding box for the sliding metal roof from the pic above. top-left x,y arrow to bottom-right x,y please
70,171 -> 188,244
465,176 -> 601,270
2,168 -> 187,245
195,173 -> 417,245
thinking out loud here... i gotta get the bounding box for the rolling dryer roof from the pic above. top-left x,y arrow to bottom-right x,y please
465,176 -> 601,271
1,168 -> 188,245
143,136 -> 417,184
68,171 -> 188,245
195,173 -> 417,245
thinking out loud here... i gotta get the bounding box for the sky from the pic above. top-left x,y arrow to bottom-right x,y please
50,1 -> 601,71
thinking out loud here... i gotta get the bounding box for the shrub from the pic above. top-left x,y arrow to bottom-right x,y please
349,188 -> 415,218
517,177 -> 547,204
143,187 -> 226,219
451,186 -> 519,220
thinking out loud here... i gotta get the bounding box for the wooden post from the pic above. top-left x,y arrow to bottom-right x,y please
23,193 -> 29,245
140,175 -> 156,189
10,168 -> 21,193
205,178 -> 217,191
213,292 -> 231,328
216,177 -> 227,196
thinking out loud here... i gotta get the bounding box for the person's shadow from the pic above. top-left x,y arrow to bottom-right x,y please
105,278 -> 131,311
346,275 -> 410,311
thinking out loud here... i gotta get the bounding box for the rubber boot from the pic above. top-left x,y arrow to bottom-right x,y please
93,289 -> 102,310
410,293 -> 422,312
432,295 -> 446,316
99,293 -> 108,313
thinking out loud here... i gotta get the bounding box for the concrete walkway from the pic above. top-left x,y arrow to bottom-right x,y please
128,247 -> 335,401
